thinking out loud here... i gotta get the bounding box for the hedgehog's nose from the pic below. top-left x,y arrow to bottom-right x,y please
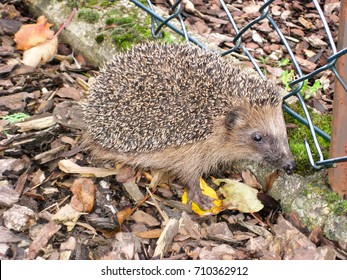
283,161 -> 296,174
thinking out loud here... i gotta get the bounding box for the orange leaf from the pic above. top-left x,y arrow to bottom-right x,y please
70,178 -> 96,213
22,37 -> 58,67
14,15 -> 55,51
116,207 -> 133,225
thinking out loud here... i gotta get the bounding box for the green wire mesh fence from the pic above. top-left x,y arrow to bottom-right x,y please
129,0 -> 347,172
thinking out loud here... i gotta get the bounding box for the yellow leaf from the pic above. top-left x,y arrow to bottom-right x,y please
191,201 -> 223,216
182,178 -> 223,216
182,189 -> 189,204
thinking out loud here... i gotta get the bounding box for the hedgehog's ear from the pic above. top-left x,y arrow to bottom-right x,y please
225,108 -> 246,130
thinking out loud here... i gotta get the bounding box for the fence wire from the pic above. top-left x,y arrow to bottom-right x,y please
130,0 -> 347,169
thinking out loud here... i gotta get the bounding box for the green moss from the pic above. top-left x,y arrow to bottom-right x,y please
77,8 -> 100,23
325,191 -> 340,204
95,34 -> 105,44
63,1 -> 176,50
60,0 -> 114,9
284,102 -> 331,175
97,8 -> 150,51
331,200 -> 347,215
83,0 -> 113,7
303,184 -> 347,215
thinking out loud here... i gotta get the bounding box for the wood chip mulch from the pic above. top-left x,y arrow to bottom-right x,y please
0,1 -> 346,260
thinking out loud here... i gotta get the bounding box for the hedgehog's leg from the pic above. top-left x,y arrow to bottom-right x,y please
186,177 -> 214,210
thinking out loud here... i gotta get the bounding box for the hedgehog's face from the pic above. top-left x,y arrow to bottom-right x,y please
224,104 -> 295,174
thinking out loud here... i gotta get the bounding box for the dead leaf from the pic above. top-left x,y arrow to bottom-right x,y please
241,169 -> 263,190
22,36 -> 58,67
265,169 -> 280,191
14,15 -> 54,50
117,207 -> 133,225
70,178 -> 95,213
182,178 -> 223,216
213,178 -> 264,213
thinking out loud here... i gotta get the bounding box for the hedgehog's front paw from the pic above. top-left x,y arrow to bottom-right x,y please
188,187 -> 214,210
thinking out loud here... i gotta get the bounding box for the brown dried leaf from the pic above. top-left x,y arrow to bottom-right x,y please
117,207 -> 133,225
14,15 -> 54,51
265,169 -> 280,191
70,178 -> 95,213
242,169 -> 263,190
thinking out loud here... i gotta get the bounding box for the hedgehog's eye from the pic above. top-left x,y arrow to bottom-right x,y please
251,132 -> 263,143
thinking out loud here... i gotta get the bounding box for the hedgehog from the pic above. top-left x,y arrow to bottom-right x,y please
82,43 -> 295,209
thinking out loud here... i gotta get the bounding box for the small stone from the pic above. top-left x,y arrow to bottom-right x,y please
3,205 -> 36,232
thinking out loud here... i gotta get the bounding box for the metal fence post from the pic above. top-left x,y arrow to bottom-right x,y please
329,0 -> 347,197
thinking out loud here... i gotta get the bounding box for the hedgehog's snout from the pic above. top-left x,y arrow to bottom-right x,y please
282,161 -> 296,174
